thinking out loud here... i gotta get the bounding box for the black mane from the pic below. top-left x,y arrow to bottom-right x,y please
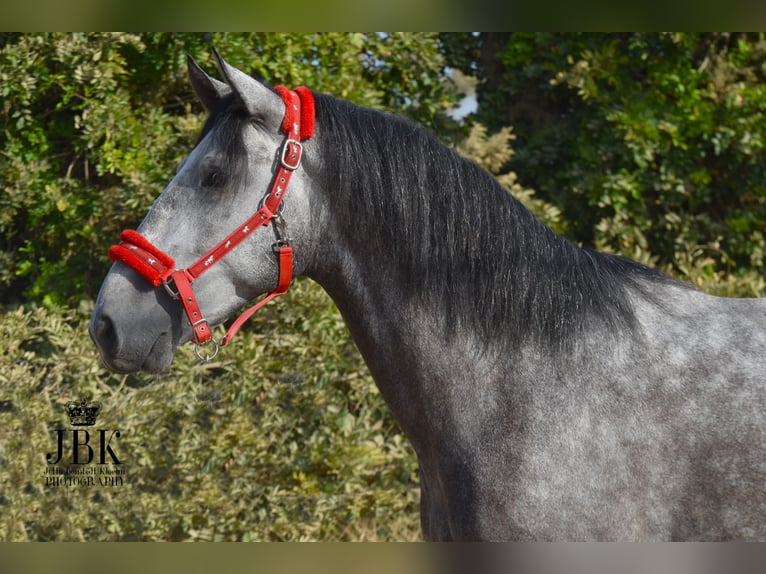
196,90 -> 676,351
311,93 -> 675,350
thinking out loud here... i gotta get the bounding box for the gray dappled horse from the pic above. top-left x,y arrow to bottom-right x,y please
90,51 -> 766,541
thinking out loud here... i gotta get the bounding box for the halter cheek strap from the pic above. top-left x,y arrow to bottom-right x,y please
108,86 -> 314,359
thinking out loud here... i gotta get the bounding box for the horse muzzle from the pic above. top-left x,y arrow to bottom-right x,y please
89,266 -> 179,373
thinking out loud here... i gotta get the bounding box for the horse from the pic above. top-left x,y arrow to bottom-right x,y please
89,50 -> 766,541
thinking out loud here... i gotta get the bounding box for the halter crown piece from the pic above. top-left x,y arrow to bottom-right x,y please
108,86 -> 315,360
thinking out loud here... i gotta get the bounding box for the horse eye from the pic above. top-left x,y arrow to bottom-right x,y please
201,168 -> 226,188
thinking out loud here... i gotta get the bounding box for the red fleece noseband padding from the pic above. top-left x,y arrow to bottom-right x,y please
108,230 -> 175,287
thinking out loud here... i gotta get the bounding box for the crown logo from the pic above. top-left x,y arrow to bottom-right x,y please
65,399 -> 101,426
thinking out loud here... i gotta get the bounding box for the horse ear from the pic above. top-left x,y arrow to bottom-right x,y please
212,47 -> 283,121
187,54 -> 230,113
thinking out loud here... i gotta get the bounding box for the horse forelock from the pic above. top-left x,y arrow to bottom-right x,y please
311,93 -> 678,352
193,93 -> 258,191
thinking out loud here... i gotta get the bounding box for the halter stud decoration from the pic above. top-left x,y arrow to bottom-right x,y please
108,85 -> 315,360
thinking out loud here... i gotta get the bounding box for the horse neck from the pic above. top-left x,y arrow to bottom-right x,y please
308,227 -> 467,449
304,167 -> 523,453
309,227 -> 434,366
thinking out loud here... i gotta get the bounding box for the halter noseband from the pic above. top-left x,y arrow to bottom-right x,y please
108,86 -> 315,360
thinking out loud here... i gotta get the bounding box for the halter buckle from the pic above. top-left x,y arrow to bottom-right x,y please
280,139 -> 303,170
162,276 -> 179,300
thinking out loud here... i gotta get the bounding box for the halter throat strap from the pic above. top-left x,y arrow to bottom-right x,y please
108,86 -> 314,358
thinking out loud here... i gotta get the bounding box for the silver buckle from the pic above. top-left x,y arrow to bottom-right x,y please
280,139 -> 302,170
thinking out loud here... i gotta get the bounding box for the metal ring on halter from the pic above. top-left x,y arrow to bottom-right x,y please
194,336 -> 220,361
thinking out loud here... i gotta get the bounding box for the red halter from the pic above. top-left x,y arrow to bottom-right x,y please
108,86 -> 315,360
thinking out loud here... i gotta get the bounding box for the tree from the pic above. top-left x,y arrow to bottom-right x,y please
444,32 -> 766,276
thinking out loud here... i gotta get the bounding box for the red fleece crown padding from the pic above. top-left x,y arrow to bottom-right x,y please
275,85 -> 315,140
294,86 -> 315,140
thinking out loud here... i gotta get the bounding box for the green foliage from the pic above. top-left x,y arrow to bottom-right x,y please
447,33 -> 766,282
0,33 -> 193,308
552,33 -> 766,276
0,280 -> 420,541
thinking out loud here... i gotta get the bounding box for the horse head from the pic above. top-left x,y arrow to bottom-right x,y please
89,51 -> 318,373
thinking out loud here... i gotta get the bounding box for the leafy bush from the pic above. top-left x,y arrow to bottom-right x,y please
0,280 -> 420,541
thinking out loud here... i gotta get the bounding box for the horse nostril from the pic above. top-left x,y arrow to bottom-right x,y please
90,313 -> 119,356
